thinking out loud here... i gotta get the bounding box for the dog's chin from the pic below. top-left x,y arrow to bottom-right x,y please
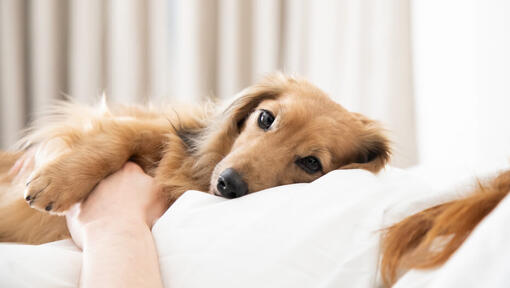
209,186 -> 221,197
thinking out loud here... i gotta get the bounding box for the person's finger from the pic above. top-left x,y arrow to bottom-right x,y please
9,149 -> 36,182
122,162 -> 144,173
7,157 -> 24,177
18,153 -> 35,176
65,203 -> 84,249
66,203 -> 80,219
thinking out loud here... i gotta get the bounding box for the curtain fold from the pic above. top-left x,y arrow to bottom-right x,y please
1,0 -> 28,147
69,0 -> 105,103
0,0 -> 417,167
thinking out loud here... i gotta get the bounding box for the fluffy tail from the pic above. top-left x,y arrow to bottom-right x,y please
380,170 -> 510,286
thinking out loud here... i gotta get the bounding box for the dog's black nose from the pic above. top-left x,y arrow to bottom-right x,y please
217,168 -> 248,199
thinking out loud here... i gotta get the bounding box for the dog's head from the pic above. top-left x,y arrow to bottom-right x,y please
206,74 -> 390,198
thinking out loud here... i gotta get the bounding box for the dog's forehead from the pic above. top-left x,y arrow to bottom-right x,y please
276,91 -> 354,125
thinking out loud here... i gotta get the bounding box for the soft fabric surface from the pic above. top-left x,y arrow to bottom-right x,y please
0,168 -> 507,287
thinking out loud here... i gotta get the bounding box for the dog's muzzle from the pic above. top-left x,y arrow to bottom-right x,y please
216,168 -> 248,199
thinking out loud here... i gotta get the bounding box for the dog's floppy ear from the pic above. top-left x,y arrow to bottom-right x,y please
198,74 -> 288,157
222,74 -> 290,134
224,85 -> 279,133
340,113 -> 391,172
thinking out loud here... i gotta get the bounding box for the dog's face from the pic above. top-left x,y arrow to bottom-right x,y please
208,75 -> 390,198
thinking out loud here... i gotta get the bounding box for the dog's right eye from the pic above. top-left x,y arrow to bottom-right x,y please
296,156 -> 322,174
258,110 -> 275,131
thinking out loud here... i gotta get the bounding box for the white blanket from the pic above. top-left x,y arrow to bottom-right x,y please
0,168 -> 507,287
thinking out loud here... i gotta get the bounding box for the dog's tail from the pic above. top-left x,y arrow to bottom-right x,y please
380,169 -> 510,286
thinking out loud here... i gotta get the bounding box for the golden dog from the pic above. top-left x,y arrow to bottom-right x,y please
0,74 -> 390,244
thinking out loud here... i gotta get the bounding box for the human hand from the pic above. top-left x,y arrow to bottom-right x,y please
65,162 -> 167,249
8,148 -> 36,181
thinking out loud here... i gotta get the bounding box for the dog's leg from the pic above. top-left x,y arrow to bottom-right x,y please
0,151 -> 69,243
24,119 -> 171,214
0,198 -> 68,244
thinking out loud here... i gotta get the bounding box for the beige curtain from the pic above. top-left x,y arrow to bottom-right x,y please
0,0 -> 416,168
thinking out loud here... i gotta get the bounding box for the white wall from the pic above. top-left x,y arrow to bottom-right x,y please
412,0 -> 510,174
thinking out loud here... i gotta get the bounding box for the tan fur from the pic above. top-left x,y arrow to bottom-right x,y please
380,169 -> 510,287
0,74 -> 390,244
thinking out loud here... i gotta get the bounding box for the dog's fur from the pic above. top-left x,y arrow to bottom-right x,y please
0,74 -> 390,244
380,169 -> 510,286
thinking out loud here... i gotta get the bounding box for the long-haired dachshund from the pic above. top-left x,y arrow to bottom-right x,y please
0,74 -> 390,244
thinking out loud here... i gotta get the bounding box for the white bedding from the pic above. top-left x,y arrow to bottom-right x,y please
0,167 -> 508,287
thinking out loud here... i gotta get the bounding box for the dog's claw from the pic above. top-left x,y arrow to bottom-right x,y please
24,161 -> 94,214
45,203 -> 53,211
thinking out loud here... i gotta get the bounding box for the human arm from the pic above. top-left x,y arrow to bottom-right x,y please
65,162 -> 167,288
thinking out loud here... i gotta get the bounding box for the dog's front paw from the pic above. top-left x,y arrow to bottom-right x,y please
24,159 -> 97,214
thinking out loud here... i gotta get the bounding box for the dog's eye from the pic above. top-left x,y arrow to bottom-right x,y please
296,156 -> 322,174
258,110 -> 275,131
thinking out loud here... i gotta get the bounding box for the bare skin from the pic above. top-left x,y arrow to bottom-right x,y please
65,162 -> 167,288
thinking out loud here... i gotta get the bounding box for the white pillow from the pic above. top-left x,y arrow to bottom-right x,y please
0,240 -> 80,288
0,168 -> 485,288
152,168 -> 442,288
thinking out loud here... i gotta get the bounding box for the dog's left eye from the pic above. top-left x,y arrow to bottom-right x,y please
258,110 -> 275,131
296,156 -> 322,174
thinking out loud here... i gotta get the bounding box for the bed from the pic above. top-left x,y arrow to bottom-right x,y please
1,166 -> 509,287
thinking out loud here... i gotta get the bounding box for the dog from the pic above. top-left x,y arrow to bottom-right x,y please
380,169 -> 510,286
0,73 -> 390,244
